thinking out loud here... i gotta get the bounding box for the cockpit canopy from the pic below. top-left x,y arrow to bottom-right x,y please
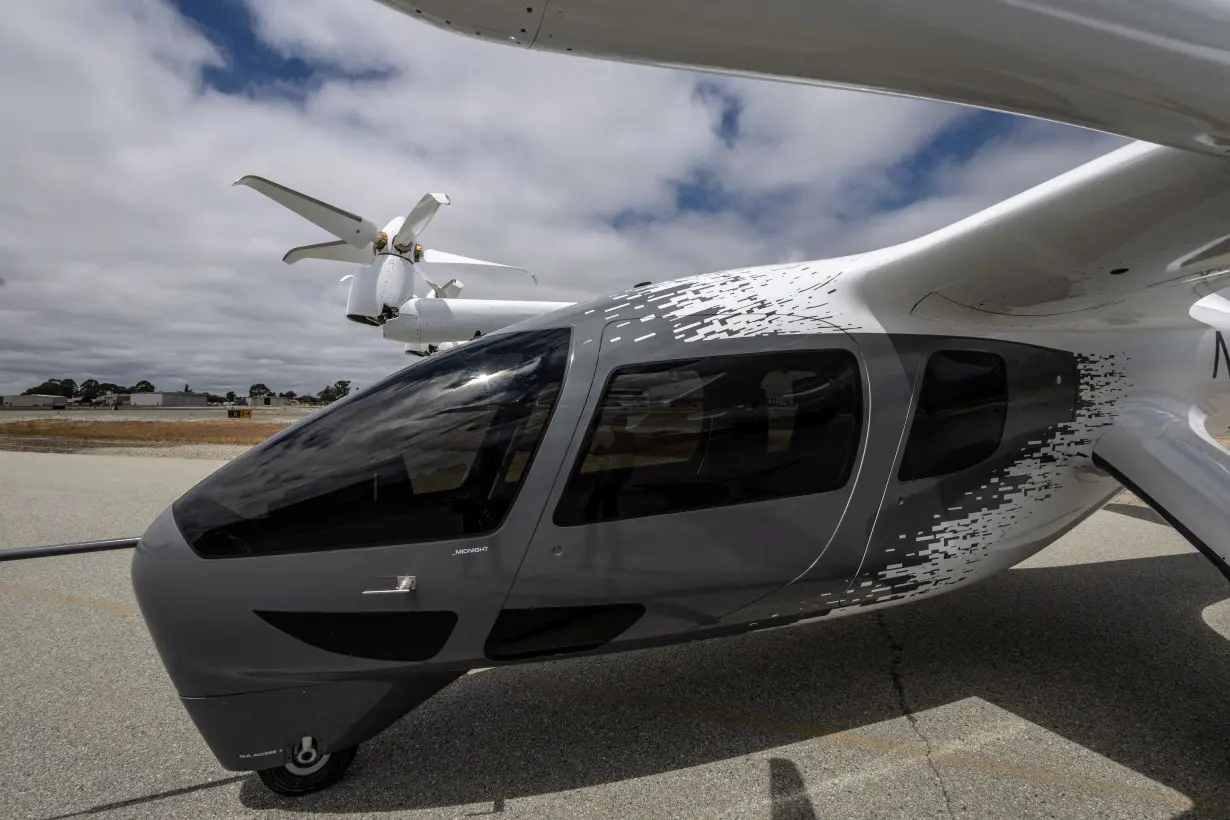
173,328 -> 571,558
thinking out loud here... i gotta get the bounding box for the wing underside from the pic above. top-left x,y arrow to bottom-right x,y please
1092,397 -> 1230,582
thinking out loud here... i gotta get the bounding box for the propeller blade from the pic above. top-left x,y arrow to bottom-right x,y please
234,175 -> 379,248
392,193 -> 450,250
283,240 -> 375,265
391,195 -> 450,250
418,248 -> 537,284
420,276 -> 465,299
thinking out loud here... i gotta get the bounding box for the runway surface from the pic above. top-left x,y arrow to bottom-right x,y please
1,450 -> 1228,819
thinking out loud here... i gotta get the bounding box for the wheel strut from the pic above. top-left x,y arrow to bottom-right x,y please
257,739 -> 358,797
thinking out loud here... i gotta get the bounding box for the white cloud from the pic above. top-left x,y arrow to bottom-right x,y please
0,0 -> 1121,396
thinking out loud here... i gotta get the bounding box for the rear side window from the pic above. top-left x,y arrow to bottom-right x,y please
174,329 -> 570,557
898,350 -> 1007,481
553,349 -> 862,526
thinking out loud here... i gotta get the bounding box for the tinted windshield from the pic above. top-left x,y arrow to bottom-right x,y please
174,328 -> 571,557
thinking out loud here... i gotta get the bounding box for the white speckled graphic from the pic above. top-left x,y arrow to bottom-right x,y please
848,352 -> 1131,606
605,262 -> 862,341
585,258 -> 1176,609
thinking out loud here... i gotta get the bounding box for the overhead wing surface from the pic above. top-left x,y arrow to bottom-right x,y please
383,0 -> 1230,158
852,142 -> 1230,330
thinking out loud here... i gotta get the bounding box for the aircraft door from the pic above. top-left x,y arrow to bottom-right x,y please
495,315 -> 868,660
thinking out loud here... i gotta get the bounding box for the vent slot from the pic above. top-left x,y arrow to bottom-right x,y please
255,610 -> 458,662
485,604 -> 645,661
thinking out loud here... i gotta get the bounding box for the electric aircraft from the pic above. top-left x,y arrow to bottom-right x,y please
235,175 -> 572,356
6,0 -> 1230,800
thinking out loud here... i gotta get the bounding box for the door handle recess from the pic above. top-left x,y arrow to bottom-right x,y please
362,575 -> 416,595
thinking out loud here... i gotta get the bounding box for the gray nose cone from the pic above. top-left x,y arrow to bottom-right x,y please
134,504 -> 190,559
130,505 -> 197,682
130,504 -> 288,697
130,504 -> 189,613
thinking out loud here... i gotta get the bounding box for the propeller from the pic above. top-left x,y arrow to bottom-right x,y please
422,276 -> 464,299
234,176 -> 380,250
393,193 -> 449,253
233,175 -> 535,284
284,241 -> 373,265
418,249 -> 537,284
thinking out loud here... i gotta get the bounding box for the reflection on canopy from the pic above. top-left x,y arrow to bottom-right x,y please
174,329 -> 571,557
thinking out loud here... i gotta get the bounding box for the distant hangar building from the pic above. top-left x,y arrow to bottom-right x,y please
2,394 -> 67,409
127,391 -> 208,407
251,395 -> 292,406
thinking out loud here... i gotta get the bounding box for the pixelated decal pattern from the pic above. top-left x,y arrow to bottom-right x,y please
596,264 -> 860,344
845,352 -> 1130,607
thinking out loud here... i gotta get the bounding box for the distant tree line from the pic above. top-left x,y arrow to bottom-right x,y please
18,377 -> 356,406
22,378 -> 155,403
246,380 -> 352,404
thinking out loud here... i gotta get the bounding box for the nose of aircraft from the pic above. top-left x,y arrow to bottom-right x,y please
375,0 -> 546,45
127,325 -> 575,773
130,506 -> 271,698
131,505 -> 463,773
130,507 -> 195,673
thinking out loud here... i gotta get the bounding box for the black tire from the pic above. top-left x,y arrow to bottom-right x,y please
257,745 -> 358,797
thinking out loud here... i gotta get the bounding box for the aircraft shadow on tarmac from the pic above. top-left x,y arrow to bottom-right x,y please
236,544 -> 1230,818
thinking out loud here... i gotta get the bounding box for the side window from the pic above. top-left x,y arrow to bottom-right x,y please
553,349 -> 862,526
898,350 -> 1007,481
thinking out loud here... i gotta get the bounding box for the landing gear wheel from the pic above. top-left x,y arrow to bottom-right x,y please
257,738 -> 358,797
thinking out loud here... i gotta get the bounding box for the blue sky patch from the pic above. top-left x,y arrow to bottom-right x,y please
169,0 -> 394,101
607,172 -> 740,232
874,109 -> 1021,210
675,169 -> 734,215
693,81 -> 743,147
609,208 -> 657,231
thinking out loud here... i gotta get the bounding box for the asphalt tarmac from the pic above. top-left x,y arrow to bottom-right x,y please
1,450 -> 1228,819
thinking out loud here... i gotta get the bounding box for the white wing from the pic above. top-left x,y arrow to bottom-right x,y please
851,141 -> 1230,330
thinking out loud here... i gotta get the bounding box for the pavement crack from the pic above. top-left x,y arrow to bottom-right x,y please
877,612 -> 957,820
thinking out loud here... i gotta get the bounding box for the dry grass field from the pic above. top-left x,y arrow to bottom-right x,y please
0,419 -> 291,446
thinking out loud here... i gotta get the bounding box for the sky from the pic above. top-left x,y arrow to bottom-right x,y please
0,0 -> 1126,397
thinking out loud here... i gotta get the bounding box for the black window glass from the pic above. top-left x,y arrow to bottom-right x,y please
554,350 -> 862,526
174,329 -> 570,557
898,350 -> 1007,481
